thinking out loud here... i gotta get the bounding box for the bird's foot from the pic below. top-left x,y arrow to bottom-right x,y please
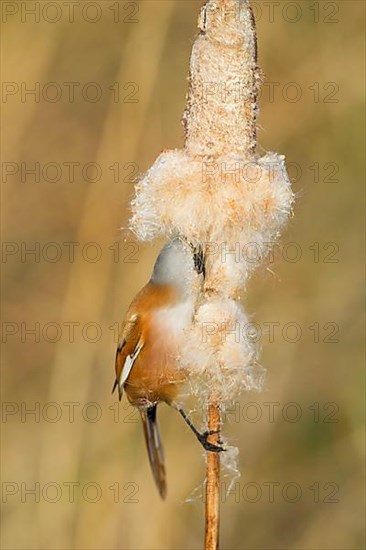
198,430 -> 225,453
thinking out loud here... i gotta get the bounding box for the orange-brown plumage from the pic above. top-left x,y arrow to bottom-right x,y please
112,239 -> 223,499
115,282 -> 186,407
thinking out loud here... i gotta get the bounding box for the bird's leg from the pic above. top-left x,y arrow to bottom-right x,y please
178,408 -> 225,453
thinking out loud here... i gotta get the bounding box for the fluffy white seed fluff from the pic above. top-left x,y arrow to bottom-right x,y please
130,151 -> 294,294
128,0 -> 294,439
180,298 -> 265,403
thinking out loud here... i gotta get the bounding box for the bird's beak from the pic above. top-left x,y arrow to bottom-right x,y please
193,246 -> 206,277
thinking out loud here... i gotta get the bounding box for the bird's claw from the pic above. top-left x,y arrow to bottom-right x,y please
198,430 -> 225,453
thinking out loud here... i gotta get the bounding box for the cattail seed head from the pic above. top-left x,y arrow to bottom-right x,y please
184,0 -> 260,157
129,0 -> 294,413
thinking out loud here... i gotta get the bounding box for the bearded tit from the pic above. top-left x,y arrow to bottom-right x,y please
113,238 -> 223,498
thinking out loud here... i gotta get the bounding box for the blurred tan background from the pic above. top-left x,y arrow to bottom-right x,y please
1,1 -> 365,549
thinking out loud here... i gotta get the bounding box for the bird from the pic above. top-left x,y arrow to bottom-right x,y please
112,237 -> 224,498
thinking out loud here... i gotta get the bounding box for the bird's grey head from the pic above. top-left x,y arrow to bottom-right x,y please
150,238 -> 205,294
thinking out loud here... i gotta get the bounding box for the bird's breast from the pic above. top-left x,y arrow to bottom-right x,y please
124,297 -> 195,407
152,298 -> 194,337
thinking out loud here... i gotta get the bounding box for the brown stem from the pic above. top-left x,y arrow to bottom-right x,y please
204,401 -> 221,550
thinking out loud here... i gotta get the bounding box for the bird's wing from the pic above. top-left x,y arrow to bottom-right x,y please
113,314 -> 144,401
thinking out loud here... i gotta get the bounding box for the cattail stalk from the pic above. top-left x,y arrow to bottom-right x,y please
130,0 -> 294,548
205,401 -> 221,550
192,2 -> 258,547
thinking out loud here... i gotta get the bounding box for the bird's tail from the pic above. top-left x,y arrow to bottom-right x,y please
140,405 -> 167,499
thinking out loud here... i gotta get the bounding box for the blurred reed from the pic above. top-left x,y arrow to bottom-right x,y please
1,1 -> 365,549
